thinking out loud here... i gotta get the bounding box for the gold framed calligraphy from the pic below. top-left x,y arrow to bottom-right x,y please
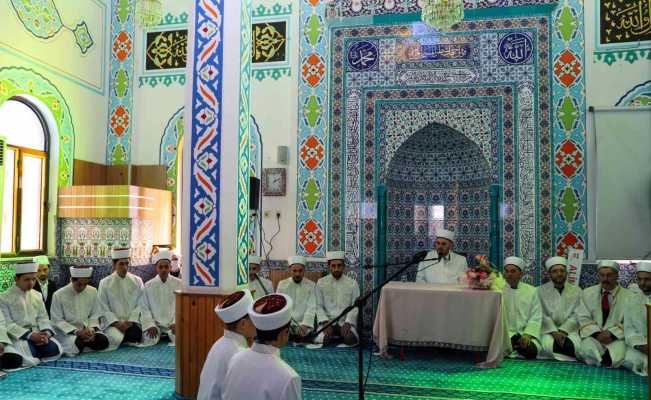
253,21 -> 287,63
251,3 -> 291,81
596,0 -> 651,65
145,29 -> 188,70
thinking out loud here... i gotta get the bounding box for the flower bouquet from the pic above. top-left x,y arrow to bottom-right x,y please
465,255 -> 495,290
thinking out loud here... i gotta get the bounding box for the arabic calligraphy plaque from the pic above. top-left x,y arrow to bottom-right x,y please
347,41 -> 379,71
600,0 -> 651,44
253,21 -> 287,63
146,29 -> 188,70
498,33 -> 534,65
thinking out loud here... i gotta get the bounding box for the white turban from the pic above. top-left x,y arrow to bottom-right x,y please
287,256 -> 306,266
248,293 -> 293,331
598,260 -> 620,273
545,256 -> 567,271
152,250 -> 172,264
326,251 -> 345,261
15,263 -> 37,275
70,266 -> 93,278
111,248 -> 131,260
215,290 -> 254,324
636,261 -> 651,274
249,255 -> 262,265
436,229 -> 455,243
504,256 -> 525,271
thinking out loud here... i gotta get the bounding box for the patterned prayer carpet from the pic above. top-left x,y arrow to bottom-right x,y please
0,344 -> 646,399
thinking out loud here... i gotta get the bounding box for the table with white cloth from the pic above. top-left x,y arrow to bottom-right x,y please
372,282 -> 511,368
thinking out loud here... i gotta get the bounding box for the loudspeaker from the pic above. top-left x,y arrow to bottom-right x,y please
277,145 -> 289,165
249,176 -> 260,210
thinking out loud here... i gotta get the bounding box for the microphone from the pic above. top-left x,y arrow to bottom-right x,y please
411,251 -> 429,264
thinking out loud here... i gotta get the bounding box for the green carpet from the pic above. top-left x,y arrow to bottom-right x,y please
0,344 -> 646,399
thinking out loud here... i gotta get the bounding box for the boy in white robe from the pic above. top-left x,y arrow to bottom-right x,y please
0,308 -> 23,370
502,256 -> 542,359
248,255 -> 273,300
575,260 -> 633,368
415,229 -> 468,284
50,266 -> 109,356
223,293 -> 302,400
537,256 -> 582,361
97,248 -> 145,350
197,290 -> 255,400
313,251 -> 360,346
276,256 -> 316,342
140,250 -> 183,346
0,262 -> 62,367
623,261 -> 651,376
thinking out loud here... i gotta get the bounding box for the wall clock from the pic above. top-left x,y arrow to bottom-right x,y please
262,168 -> 286,196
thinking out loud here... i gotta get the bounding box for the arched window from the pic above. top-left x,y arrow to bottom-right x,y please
0,98 -> 49,255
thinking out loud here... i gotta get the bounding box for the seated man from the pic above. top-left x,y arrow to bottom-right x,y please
170,251 -> 182,278
50,266 -> 109,356
576,260 -> 632,368
223,293 -> 302,400
33,255 -> 57,317
537,256 -> 582,361
0,308 -> 23,370
623,261 -> 651,376
314,251 -> 360,346
502,257 -> 542,359
415,229 -> 468,284
198,290 -> 255,400
276,256 -> 316,342
248,255 -> 273,300
140,250 -> 183,346
0,262 -> 62,367
98,248 -> 145,350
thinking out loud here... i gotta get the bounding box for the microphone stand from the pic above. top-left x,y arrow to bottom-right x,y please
309,256 -> 441,400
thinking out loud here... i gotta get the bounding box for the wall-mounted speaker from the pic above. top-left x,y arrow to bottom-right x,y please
277,145 -> 289,165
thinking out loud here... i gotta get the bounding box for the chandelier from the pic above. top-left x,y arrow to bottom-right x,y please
135,0 -> 163,28
421,0 -> 465,32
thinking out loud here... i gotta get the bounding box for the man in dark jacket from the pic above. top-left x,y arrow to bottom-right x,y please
33,256 -> 57,317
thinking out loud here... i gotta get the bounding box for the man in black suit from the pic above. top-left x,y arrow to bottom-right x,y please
33,256 -> 57,317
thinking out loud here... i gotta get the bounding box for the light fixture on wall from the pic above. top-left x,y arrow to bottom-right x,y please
420,0 -> 465,32
135,0 -> 163,29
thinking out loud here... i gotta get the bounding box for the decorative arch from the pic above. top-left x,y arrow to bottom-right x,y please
0,67 -> 75,187
615,80 -> 651,106
159,107 -> 185,194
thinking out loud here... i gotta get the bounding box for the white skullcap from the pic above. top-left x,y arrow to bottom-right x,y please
545,256 -> 568,271
436,229 -> 455,242
15,263 -> 38,275
152,250 -> 172,264
636,261 -> 651,274
326,251 -> 345,261
288,256 -> 306,266
111,248 -> 131,260
70,266 -> 93,278
249,255 -> 261,265
33,255 -> 49,265
504,256 -> 525,271
215,290 -> 254,324
598,260 -> 620,273
248,293 -> 293,331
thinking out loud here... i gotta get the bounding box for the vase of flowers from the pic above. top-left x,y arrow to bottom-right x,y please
465,255 -> 495,290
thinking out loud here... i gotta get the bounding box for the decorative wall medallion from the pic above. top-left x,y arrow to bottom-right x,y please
112,31 -> 134,62
553,49 -> 582,87
110,105 -> 130,137
555,139 -> 583,179
301,53 -> 326,87
253,21 -> 287,63
498,32 -> 533,64
347,40 -> 379,71
145,29 -> 188,70
298,219 -> 324,254
556,231 -> 584,256
299,135 -> 325,170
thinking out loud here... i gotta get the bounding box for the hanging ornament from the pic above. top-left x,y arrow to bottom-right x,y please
420,0 -> 465,32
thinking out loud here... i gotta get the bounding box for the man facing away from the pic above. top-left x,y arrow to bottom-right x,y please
276,256 -> 316,342
197,289 -> 256,400
50,266 -> 109,356
223,293 -> 302,400
537,256 -> 582,361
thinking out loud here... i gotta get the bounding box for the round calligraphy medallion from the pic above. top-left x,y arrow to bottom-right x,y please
498,33 -> 533,65
347,41 -> 379,71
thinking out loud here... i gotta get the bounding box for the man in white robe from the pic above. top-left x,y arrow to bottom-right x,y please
50,266 -> 109,356
140,250 -> 183,346
313,251 -> 360,346
502,256 -> 542,359
97,248 -> 145,350
276,256 -> 316,342
537,256 -> 582,361
223,293 -> 302,400
0,308 -> 23,370
415,229 -> 468,284
0,262 -> 62,367
248,255 -> 273,300
623,261 -> 651,376
197,290 -> 255,400
575,260 -> 633,368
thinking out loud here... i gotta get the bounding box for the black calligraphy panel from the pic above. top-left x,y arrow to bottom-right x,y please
252,21 -> 287,63
600,0 -> 651,45
146,29 -> 188,71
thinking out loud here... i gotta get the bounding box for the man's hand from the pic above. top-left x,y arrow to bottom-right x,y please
322,323 -> 333,338
519,334 -> 532,348
636,344 -> 649,355
341,323 -> 352,338
29,331 -> 47,345
113,321 -> 129,333
170,324 -> 176,335
551,331 -> 567,346
298,325 -> 310,337
596,331 -> 614,345
145,327 -> 159,339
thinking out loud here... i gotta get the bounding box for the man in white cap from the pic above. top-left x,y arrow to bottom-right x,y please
0,262 -> 62,367
170,251 -> 182,278
33,255 -> 57,317
197,290 -> 256,400
50,266 -> 109,356
0,308 -> 23,369
140,250 -> 183,346
622,261 -> 651,376
248,255 -> 273,300
223,293 -> 302,400
313,251 -> 360,346
502,256 -> 542,359
98,248 -> 145,350
575,260 -> 632,368
537,256 -> 582,361
276,256 -> 317,342
415,228 -> 468,284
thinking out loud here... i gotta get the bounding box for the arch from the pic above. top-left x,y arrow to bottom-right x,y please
160,107 -> 185,193
615,80 -> 651,106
